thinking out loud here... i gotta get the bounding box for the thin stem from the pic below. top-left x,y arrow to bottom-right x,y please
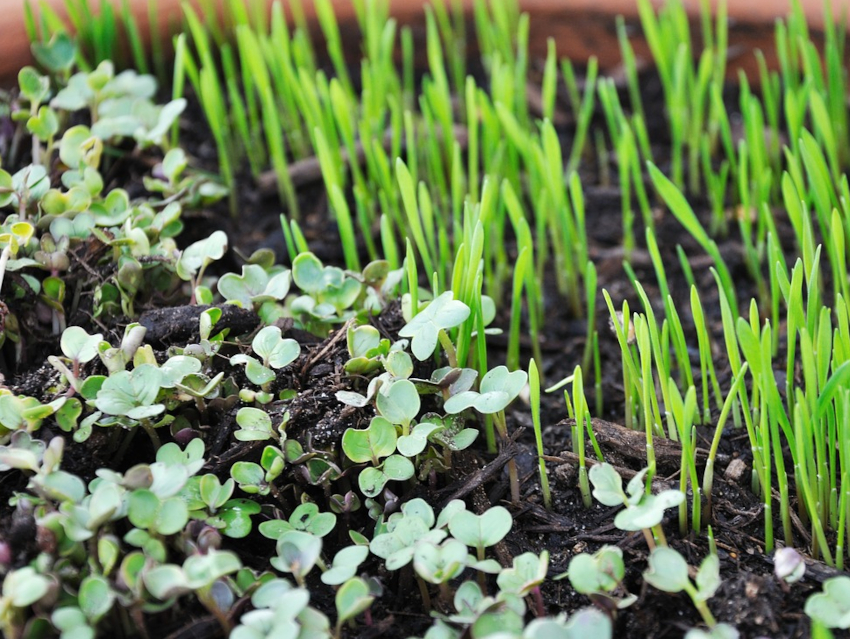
139,420 -> 162,450
0,245 -> 11,294
416,575 -> 432,612
438,329 -> 458,368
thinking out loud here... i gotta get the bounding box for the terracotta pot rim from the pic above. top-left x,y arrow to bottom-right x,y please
0,0 -> 844,87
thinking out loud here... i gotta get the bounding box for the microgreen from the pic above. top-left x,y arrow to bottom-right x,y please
398,291 -> 470,363
806,576 -> 850,630
14,1 -> 850,637
643,547 -> 724,633
555,545 -> 636,610
259,503 -> 337,540
590,463 -> 683,548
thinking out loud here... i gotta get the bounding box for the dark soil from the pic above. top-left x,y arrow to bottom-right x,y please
1,59 -> 845,639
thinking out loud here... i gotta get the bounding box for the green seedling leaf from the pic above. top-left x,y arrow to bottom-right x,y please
230,354 -> 275,386
376,379 -> 420,427
218,499 -> 260,538
159,356 -> 202,388
383,454 -> 414,481
625,468 -> 649,504
128,490 -> 189,535
183,550 -> 241,588
695,554 -> 721,601
435,500 -> 466,529
347,324 -> 381,357
643,547 -> 690,593
218,264 -> 291,307
384,350 -> 414,379
817,361 -> 850,419
271,531 -> 322,579
252,326 -> 300,369
18,67 -> 50,104
497,551 -> 549,596
3,567 -> 51,607
448,505 -> 512,549
78,575 -> 114,623
32,32 -> 76,72
162,148 -> 187,182
335,577 -> 375,626
259,503 -> 337,539
560,545 -> 625,595
176,230 -> 228,280
685,623 -> 740,639
614,490 -> 684,531
51,607 -> 91,639
588,463 -> 626,506
231,462 -> 268,495
322,545 -> 369,585
372,515 -> 446,570
55,398 -> 82,432
291,252 -> 357,303
59,125 -> 101,169
199,474 -> 235,510
398,291 -> 470,361
357,467 -> 389,497
157,438 -> 205,475
358,457 -> 408,498
342,416 -> 397,464
0,170 -> 12,208
234,407 -> 275,442
806,576 -> 850,629
94,364 -> 164,420
443,366 -> 527,414
143,564 -> 188,600
27,106 -> 59,141
397,421 -> 444,457
524,607 -> 612,639
413,539 -> 468,584
0,431 -> 46,472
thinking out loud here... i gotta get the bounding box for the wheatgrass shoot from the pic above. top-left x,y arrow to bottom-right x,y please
668,382 -> 700,534
648,162 -> 738,317
571,366 -> 593,508
702,363 -> 749,520
529,359 -> 551,510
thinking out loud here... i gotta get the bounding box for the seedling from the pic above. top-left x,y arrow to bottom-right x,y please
589,463 -> 684,548
230,446 -> 285,496
182,474 -> 260,539
444,365 -> 527,503
447,505 -> 512,563
342,416 -> 397,466
496,551 -> 550,616
357,454 -> 415,498
376,379 -> 420,435
398,290 -> 470,365
259,503 -> 337,540
47,325 -> 103,394
557,545 -> 636,611
335,576 -> 375,635
322,545 -> 370,586
523,608 -> 612,639
643,547 -> 724,633
271,531 -> 323,587
230,326 -> 300,389
175,230 -> 228,303
413,538 -> 469,600
93,363 -> 167,447
370,499 -> 447,570
805,576 -> 850,630
218,264 -> 292,309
